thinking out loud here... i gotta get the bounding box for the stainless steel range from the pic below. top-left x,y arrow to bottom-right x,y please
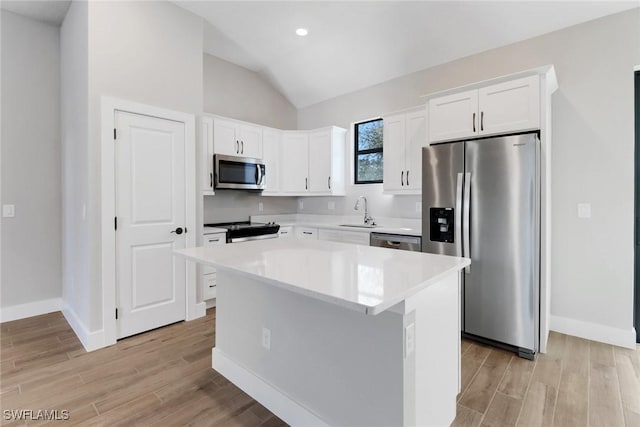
204,221 -> 280,243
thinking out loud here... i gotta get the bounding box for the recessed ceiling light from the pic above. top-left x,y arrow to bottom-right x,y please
296,28 -> 308,37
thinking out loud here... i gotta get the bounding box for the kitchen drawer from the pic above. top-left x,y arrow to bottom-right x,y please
203,273 -> 217,300
296,227 -> 318,239
278,226 -> 293,238
318,229 -> 370,246
203,233 -> 226,246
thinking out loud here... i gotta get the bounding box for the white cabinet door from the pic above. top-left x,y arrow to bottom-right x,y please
308,129 -> 332,193
318,229 -> 369,245
239,124 -> 263,158
382,113 -> 406,192
201,117 -> 214,195
280,132 -> 309,193
478,75 -> 540,136
428,89 -> 478,143
405,109 -> 427,192
213,118 -> 240,156
262,129 -> 281,193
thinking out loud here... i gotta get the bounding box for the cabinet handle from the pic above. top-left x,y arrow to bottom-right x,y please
401,171 -> 404,186
241,140 -> 244,154
305,177 -> 308,190
208,238 -> 220,243
473,112 -> 476,132
281,231 -> 288,234
303,231 -> 313,235
480,111 -> 484,131
210,172 -> 213,189
406,170 -> 410,186
328,176 -> 331,189
236,140 -> 239,153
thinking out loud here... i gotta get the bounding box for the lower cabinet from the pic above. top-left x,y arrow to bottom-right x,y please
201,231 -> 227,301
318,229 -> 370,245
295,227 -> 318,239
278,226 -> 293,238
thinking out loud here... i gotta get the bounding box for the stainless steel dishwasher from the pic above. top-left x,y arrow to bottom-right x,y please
370,233 -> 422,252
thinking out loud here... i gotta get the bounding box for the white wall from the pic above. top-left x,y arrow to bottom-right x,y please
1,11 -> 62,312
203,54 -> 297,129
298,9 -> 640,340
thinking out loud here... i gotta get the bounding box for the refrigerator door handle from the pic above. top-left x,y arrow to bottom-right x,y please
455,173 -> 464,258
463,172 -> 471,273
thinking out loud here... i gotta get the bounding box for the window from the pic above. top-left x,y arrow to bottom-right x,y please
354,118 -> 383,184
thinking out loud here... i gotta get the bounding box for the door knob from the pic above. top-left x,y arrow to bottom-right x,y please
171,227 -> 184,235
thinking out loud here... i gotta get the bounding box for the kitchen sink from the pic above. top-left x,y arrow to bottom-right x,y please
339,224 -> 378,229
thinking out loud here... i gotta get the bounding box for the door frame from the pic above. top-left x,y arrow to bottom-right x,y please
101,96 -> 201,347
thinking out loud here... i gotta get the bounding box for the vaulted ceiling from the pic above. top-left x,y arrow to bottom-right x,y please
175,1 -> 638,108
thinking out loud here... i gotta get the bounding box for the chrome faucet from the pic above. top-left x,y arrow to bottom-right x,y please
354,196 -> 374,225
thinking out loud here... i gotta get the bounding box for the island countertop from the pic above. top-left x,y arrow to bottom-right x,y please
175,238 -> 469,315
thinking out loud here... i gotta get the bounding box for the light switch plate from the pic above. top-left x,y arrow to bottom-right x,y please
2,204 -> 15,218
577,203 -> 591,219
261,327 -> 271,351
258,202 -> 264,212
299,200 -> 304,210
415,202 -> 422,213
328,201 -> 335,210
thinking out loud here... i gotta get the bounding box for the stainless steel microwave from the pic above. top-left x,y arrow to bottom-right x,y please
214,154 -> 265,190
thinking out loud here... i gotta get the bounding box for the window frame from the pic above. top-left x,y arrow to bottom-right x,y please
353,118 -> 383,185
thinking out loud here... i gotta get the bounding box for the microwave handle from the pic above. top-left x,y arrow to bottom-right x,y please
256,164 -> 263,185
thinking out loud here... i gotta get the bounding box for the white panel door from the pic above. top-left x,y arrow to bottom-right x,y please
115,111 -> 186,339
213,118 -> 240,156
239,124 -> 263,158
478,75 -> 540,136
405,109 -> 427,192
308,129 -> 332,193
280,132 -> 309,193
428,89 -> 478,143
382,113 -> 406,192
262,128 -> 281,193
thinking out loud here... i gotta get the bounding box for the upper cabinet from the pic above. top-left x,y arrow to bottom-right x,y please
280,131 -> 309,193
213,117 -> 263,158
279,127 -> 346,196
201,117 -> 215,195
261,128 -> 282,195
428,75 -> 540,143
383,107 -> 426,195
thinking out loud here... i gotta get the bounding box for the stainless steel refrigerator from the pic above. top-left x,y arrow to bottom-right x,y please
422,133 -> 539,359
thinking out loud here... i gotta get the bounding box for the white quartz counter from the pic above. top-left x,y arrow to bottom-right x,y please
176,238 -> 469,315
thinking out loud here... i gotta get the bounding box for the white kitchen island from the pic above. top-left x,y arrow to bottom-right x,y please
175,238 -> 469,427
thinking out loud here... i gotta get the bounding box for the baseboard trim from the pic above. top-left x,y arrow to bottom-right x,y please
550,315 -> 637,349
212,348 -> 329,427
62,305 -> 105,352
0,298 -> 63,322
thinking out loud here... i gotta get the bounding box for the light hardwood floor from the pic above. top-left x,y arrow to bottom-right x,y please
1,310 -> 638,426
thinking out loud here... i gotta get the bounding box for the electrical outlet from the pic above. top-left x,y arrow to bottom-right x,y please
82,203 -> 87,220
415,202 -> 422,213
577,203 -> 591,219
404,323 -> 415,357
262,327 -> 271,350
258,202 -> 264,212
2,204 -> 15,218
299,200 -> 304,210
328,201 -> 335,210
